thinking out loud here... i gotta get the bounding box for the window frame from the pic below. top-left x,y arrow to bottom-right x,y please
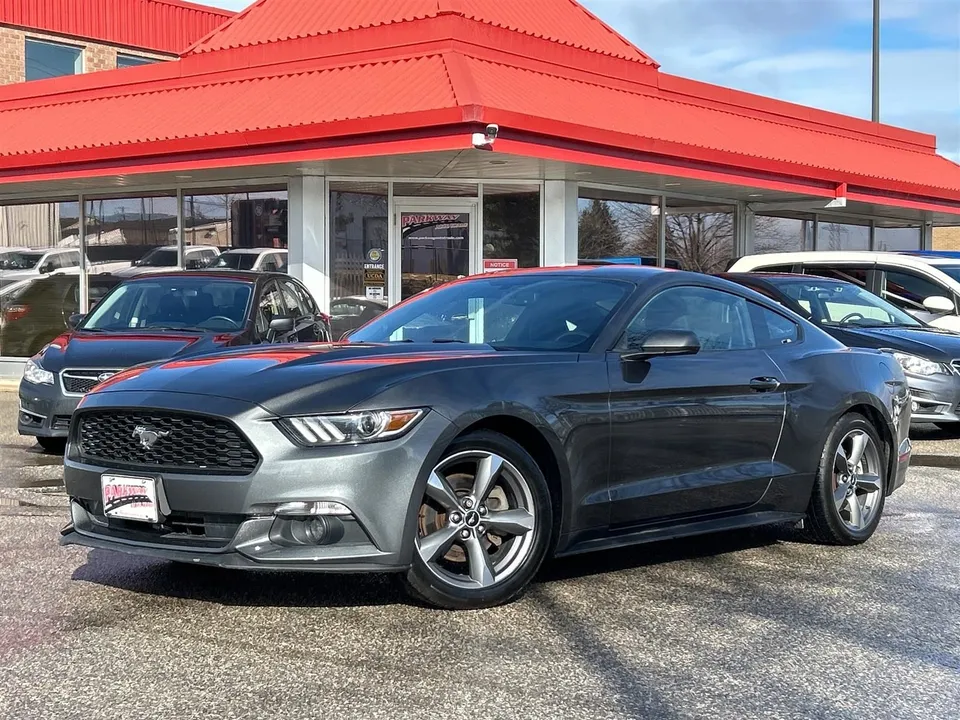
877,266 -> 958,315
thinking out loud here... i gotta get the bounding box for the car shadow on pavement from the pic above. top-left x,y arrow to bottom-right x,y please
72,549 -> 408,608
71,525 -> 784,610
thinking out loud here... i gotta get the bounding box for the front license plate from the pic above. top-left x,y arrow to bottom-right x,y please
101,474 -> 159,524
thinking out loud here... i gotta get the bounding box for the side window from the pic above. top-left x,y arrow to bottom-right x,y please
882,269 -> 948,313
619,286 -> 757,353
290,279 -> 318,314
280,280 -> 310,316
256,281 -> 285,337
750,303 -> 800,347
62,252 -> 80,267
752,264 -> 797,274
261,254 -> 278,272
45,253 -> 63,270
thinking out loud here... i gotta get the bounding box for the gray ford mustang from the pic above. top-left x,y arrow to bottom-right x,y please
61,266 -> 912,609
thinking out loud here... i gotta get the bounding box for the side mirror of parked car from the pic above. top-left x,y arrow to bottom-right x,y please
66,313 -> 85,329
269,316 -> 296,334
40,262 -> 54,274
621,329 -> 701,362
922,295 -> 955,314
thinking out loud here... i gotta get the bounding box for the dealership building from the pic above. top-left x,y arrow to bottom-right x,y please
1,0 -> 960,375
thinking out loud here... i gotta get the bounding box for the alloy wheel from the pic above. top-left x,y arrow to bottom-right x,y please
416,450 -> 537,590
832,429 -> 883,532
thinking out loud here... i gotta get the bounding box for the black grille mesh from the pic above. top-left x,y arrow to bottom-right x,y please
77,411 -> 259,474
63,371 -> 115,394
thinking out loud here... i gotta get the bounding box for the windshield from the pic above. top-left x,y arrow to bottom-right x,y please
211,253 -> 258,270
776,279 -> 921,328
351,275 -> 632,351
136,248 -> 179,267
0,251 -> 44,270
82,278 -> 253,332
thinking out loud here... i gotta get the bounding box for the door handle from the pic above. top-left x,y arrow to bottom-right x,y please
749,377 -> 781,392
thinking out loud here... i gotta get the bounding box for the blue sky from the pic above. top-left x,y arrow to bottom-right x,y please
208,0 -> 960,160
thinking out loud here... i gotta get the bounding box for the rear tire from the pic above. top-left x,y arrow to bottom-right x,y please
36,437 -> 66,455
801,413 -> 887,545
403,431 -> 553,610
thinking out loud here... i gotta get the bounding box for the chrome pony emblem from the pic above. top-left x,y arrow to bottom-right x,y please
97,373 -> 114,383
132,425 -> 170,450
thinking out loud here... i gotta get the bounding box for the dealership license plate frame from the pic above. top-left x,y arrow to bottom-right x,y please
101,474 -> 161,524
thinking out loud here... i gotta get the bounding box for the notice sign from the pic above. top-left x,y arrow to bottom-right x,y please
483,259 -> 519,273
365,286 -> 385,300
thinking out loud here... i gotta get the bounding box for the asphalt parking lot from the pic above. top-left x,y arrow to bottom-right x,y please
0,390 -> 958,720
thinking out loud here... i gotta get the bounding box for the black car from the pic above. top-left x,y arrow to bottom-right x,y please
19,271 -> 330,452
329,295 -> 388,339
0,273 -> 121,358
720,272 -> 960,428
60,267 -> 911,610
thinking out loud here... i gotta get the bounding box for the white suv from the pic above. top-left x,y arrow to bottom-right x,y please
0,247 -> 85,289
729,251 -> 960,332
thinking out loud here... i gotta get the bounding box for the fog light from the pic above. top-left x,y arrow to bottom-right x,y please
912,401 -> 919,412
274,501 -> 351,517
289,517 -> 327,545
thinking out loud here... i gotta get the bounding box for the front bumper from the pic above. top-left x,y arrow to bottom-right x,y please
61,391 -> 454,571
18,378 -> 81,438
906,372 -> 960,423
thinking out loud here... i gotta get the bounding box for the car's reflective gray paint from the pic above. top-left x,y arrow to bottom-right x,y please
61,268 -> 912,569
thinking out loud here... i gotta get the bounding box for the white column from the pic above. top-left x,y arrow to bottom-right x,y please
736,201 -> 755,258
542,180 -> 579,266
288,176 -> 328,311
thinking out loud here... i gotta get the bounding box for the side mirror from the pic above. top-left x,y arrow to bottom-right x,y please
622,329 -> 701,361
922,295 -> 955,314
39,262 -> 54,274
67,313 -> 85,329
269,316 -> 296,334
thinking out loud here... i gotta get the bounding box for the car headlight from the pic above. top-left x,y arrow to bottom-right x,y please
892,352 -> 944,377
279,409 -> 424,446
23,358 -> 54,386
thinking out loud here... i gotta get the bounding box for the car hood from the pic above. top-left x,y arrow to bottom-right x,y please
826,325 -> 960,361
90,342 -> 553,414
38,331 -> 233,372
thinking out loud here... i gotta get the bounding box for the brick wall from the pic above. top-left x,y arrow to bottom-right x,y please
934,226 -> 960,251
0,24 -> 171,87
0,26 -> 24,84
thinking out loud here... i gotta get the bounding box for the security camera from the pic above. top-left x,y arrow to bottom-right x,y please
471,123 -> 499,151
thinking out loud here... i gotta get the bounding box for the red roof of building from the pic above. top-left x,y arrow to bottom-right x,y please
0,0 -> 233,55
0,0 -> 958,212
187,0 -> 655,64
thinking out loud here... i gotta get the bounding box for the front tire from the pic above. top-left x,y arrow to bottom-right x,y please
36,437 -> 66,454
404,431 -> 553,610
802,413 -> 887,545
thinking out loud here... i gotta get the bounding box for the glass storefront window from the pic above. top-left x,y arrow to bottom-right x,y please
817,221 -> 870,251
665,199 -> 735,273
755,215 -> 814,254
84,196 -> 178,275
577,188 -> 662,265
0,202 -> 84,357
329,183 -> 388,338
483,184 -> 540,270
394,183 -> 478,198
400,209 -> 470,299
875,225 -> 921,251
184,189 -> 288,272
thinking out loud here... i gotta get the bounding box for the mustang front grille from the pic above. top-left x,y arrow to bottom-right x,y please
77,410 -> 260,475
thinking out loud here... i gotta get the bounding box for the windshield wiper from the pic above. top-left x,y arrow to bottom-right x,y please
431,338 -> 466,344
146,326 -> 212,333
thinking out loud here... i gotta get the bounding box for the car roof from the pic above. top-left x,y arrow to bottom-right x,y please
722,272 -> 856,287
123,269 -> 264,283
220,247 -> 286,255
730,250 -> 959,274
